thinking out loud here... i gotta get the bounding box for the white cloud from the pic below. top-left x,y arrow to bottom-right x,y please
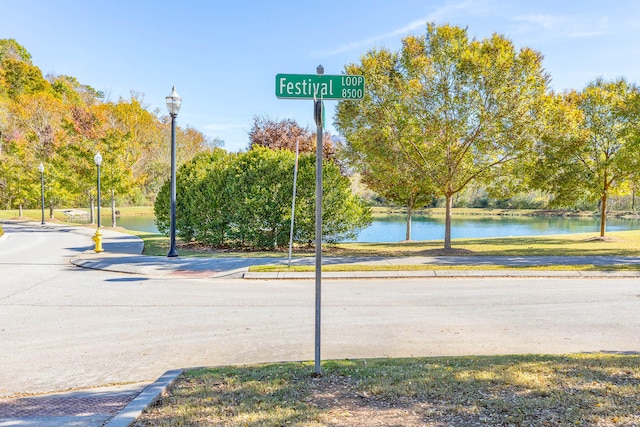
511,14 -> 562,30
310,0 -> 478,57
509,12 -> 611,41
310,19 -> 425,57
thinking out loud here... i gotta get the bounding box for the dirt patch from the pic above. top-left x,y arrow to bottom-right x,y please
417,248 -> 475,256
306,376 -> 428,426
583,236 -> 620,242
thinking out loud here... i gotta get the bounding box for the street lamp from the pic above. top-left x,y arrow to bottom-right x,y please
165,86 -> 181,257
92,152 -> 104,253
37,163 -> 45,225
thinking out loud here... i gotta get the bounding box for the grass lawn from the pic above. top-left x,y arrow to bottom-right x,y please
136,229 -> 640,258
333,230 -> 640,257
134,354 -> 640,426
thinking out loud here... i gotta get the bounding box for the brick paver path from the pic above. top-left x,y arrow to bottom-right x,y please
0,384 -> 146,423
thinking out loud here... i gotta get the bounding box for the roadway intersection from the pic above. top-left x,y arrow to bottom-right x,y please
1,221 -> 638,398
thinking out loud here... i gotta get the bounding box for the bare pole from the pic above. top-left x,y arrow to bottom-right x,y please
288,139 -> 300,267
38,163 -> 45,225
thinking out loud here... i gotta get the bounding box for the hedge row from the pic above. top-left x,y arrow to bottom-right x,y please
154,147 -> 371,249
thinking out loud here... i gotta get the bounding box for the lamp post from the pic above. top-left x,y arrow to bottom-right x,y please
37,163 -> 45,225
165,86 -> 182,257
92,152 -> 104,253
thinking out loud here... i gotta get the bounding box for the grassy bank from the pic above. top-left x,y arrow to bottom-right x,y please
369,206 -> 619,218
136,229 -> 640,259
134,354 -> 640,426
0,206 -> 154,221
3,206 -> 634,222
334,229 -> 640,257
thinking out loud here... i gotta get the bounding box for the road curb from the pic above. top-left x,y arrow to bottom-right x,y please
105,369 -> 183,427
242,270 -> 640,279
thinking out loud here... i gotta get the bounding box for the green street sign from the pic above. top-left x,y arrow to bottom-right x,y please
275,74 -> 365,100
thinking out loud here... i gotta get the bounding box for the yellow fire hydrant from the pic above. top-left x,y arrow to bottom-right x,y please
92,228 -> 104,253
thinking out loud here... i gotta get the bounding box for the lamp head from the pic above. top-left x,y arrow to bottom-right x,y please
94,152 -> 103,166
38,163 -> 44,173
165,86 -> 182,116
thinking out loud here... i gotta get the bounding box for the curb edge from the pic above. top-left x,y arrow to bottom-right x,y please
104,369 -> 183,427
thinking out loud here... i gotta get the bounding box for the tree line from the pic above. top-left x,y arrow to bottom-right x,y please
0,39 -> 212,218
3,24 -> 640,250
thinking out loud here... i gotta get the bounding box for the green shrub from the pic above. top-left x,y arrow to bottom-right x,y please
154,147 -> 371,249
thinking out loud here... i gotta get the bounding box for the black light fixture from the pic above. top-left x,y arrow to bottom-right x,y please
93,152 -> 104,253
37,163 -> 45,225
165,86 -> 182,257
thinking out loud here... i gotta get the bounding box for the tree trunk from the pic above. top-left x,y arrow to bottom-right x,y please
111,189 -> 116,227
600,193 -> 607,238
405,203 -> 413,241
49,203 -> 54,220
19,203 -> 23,218
444,194 -> 453,249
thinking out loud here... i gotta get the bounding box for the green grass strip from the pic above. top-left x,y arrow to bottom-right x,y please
136,354 -> 640,426
249,263 -> 640,272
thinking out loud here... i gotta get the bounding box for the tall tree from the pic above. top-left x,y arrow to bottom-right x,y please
531,78 -> 640,237
335,48 -> 434,240
337,23 -> 549,249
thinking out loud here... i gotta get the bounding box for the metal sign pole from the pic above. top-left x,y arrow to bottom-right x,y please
275,65 -> 363,378
288,139 -> 299,267
314,65 -> 324,376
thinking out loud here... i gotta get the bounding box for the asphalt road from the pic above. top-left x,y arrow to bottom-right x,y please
1,222 -> 639,397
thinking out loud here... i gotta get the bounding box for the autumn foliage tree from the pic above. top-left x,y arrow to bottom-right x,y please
248,115 -> 335,159
531,78 -> 640,237
0,39 -> 210,214
337,23 -> 550,249
335,48 -> 435,240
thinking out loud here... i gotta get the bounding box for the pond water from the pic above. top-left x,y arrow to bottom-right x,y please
85,213 -> 640,243
355,214 -> 640,242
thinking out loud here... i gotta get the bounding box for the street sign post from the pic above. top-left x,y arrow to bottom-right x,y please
276,66 -> 364,377
276,74 -> 365,100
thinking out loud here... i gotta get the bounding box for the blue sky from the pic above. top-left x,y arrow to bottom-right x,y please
2,0 -> 640,152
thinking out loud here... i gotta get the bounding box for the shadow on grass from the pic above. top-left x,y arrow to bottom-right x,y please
137,355 -> 640,426
337,234 -> 640,257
